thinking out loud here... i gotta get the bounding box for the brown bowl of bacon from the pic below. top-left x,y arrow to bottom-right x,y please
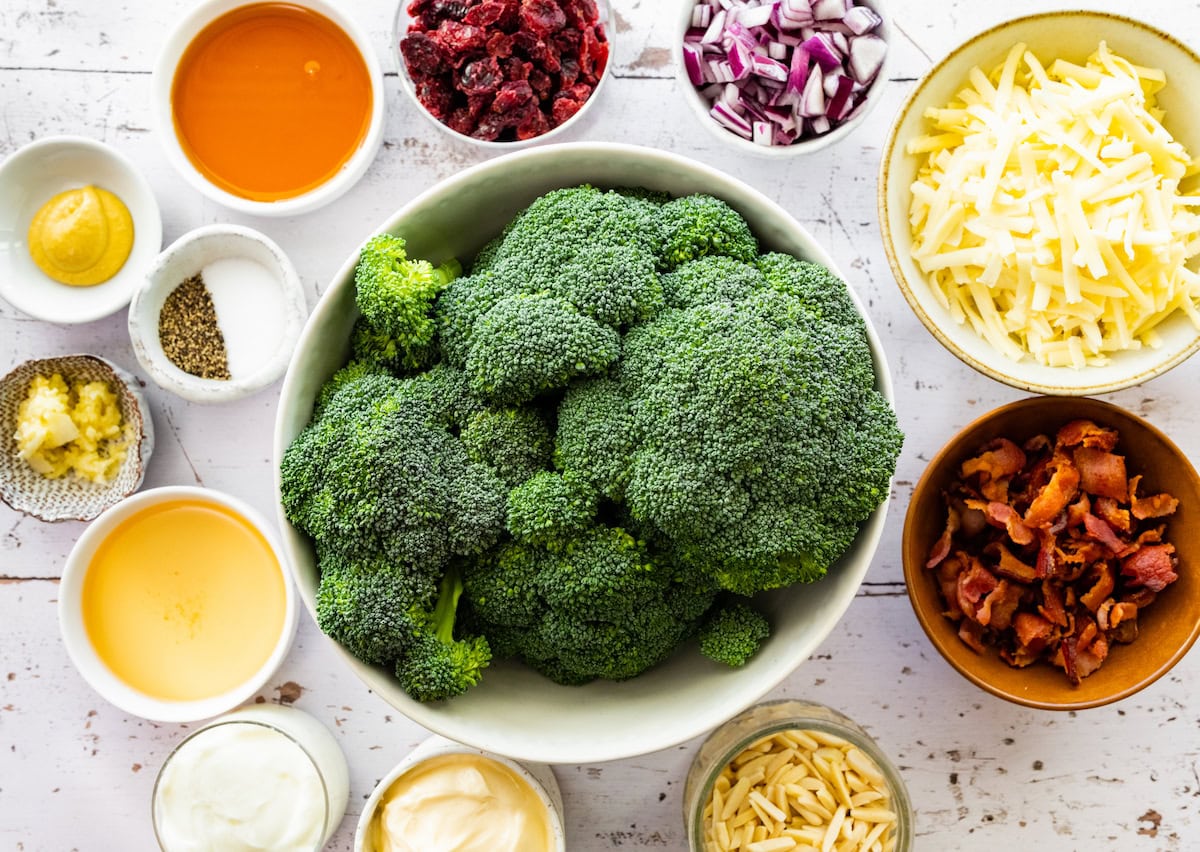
903,396 -> 1200,710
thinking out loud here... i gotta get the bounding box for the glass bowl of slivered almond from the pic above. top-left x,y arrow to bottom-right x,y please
684,700 -> 912,852
879,11 -> 1200,395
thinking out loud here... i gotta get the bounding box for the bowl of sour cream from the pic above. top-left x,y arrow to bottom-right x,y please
355,735 -> 565,852
152,703 -> 349,851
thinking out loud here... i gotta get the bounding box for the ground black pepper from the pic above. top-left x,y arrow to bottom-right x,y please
158,273 -> 231,380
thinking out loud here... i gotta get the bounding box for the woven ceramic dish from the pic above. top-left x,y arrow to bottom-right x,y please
0,355 -> 153,522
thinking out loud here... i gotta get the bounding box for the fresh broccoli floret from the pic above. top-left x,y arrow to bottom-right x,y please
280,372 -> 507,568
313,358 -> 385,418
434,273 -> 512,368
314,547 -> 438,666
395,567 -> 492,703
505,471 -> 598,548
551,244 -> 663,327
659,195 -> 758,269
553,377 -> 635,500
460,407 -> 552,488
698,601 -> 770,667
465,293 -> 620,404
463,528 -> 718,685
660,255 -> 767,309
354,234 -> 460,371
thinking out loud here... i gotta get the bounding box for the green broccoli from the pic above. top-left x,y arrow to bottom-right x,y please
505,471 -> 598,548
313,358 -> 385,418
460,407 -> 553,488
553,377 -> 635,500
660,255 -> 767,309
658,194 -> 758,269
465,293 -> 620,404
395,567 -> 492,702
463,527 -> 718,685
550,244 -> 663,327
354,234 -> 460,371
280,372 -> 507,568
698,601 -> 770,667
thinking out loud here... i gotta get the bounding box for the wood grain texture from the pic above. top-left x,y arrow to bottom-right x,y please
2,1 -> 1199,849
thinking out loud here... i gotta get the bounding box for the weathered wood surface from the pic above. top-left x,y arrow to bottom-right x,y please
1,0 -> 1198,849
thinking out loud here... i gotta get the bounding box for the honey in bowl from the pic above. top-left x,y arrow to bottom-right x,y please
170,2 -> 372,202
81,498 -> 287,701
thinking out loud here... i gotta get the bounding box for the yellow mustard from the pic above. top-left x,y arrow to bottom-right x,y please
28,186 -> 134,286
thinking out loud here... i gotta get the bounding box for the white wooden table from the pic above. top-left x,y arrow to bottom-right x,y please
2,1 -> 1198,849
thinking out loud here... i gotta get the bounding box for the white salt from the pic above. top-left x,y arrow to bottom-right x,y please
202,257 -> 288,380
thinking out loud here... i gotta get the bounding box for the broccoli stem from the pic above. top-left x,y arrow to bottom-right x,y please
432,566 -> 465,645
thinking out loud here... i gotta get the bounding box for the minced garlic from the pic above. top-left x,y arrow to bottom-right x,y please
14,373 -> 128,484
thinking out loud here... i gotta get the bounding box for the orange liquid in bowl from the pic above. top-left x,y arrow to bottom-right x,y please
81,499 -> 287,702
171,2 -> 372,201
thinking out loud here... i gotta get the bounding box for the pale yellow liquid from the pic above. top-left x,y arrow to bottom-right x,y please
82,499 -> 286,701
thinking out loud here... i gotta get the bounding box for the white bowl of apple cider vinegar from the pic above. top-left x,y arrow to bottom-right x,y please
59,485 -> 297,721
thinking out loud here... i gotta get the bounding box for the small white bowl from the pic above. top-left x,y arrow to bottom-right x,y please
879,11 -> 1200,395
129,224 -> 308,404
59,485 -> 299,723
675,0 -> 891,157
392,0 -> 613,149
151,0 -> 385,217
354,735 -> 566,852
0,136 -> 162,323
0,354 -> 154,522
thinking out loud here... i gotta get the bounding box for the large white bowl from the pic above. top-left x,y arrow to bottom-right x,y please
273,142 -> 896,764
879,11 -> 1200,395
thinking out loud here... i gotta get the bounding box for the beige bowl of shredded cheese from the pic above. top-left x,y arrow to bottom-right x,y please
880,11 -> 1200,394
0,354 -> 153,521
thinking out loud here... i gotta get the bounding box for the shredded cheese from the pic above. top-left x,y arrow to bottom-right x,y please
906,41 -> 1200,367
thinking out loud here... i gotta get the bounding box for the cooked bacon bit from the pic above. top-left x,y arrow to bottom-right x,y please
1074,447 -> 1128,502
961,438 -> 1026,501
1093,497 -> 1131,533
1121,544 -> 1178,592
1024,454 -> 1081,528
958,619 -> 987,654
1056,419 -> 1119,451
1129,474 -> 1181,520
969,499 -> 1036,545
928,420 -> 1181,686
1079,562 -> 1115,611
926,503 -> 960,569
988,542 -> 1038,582
1083,512 -> 1127,555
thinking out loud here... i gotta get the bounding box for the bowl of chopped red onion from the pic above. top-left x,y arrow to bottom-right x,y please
393,0 -> 613,147
678,0 -> 890,154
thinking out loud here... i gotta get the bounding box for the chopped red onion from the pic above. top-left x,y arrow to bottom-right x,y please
684,0 -> 886,147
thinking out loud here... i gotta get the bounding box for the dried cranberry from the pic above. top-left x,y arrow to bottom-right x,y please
401,32 -> 451,75
550,27 -> 581,55
562,0 -> 599,27
558,55 -> 579,87
458,57 -> 503,94
415,77 -> 455,120
486,31 -> 515,59
528,68 -> 553,97
511,30 -> 539,54
516,108 -> 550,140
519,0 -> 567,36
447,106 -> 478,136
472,114 -> 508,141
551,93 -> 584,125
492,79 -> 535,114
435,19 -> 487,53
501,56 -> 533,81
579,25 -> 608,79
463,0 -> 506,27
466,91 -> 494,118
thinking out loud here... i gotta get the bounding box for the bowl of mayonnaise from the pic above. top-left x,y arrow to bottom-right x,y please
355,734 -> 566,852
152,703 -> 349,851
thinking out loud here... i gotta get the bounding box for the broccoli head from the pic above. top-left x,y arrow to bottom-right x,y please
505,470 -> 598,548
553,377 -> 635,500
659,194 -> 758,269
280,372 -> 507,569
460,406 -> 553,488
395,567 -> 492,703
698,601 -> 771,667
354,234 -> 460,371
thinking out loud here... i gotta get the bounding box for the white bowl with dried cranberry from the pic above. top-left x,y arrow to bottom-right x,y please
393,0 -> 613,148
678,0 -> 890,154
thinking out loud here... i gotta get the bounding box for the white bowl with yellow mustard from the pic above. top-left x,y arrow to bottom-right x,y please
58,485 -> 298,722
0,136 -> 162,324
356,735 -> 566,852
879,11 -> 1200,395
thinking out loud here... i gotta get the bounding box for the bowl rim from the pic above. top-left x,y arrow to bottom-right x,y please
352,734 -> 566,852
877,9 -> 1200,396
901,395 -> 1200,710
673,0 -> 893,157
57,485 -> 300,722
272,140 -> 897,763
150,0 -> 385,217
127,223 -> 308,403
0,134 -> 163,324
390,0 -> 614,149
